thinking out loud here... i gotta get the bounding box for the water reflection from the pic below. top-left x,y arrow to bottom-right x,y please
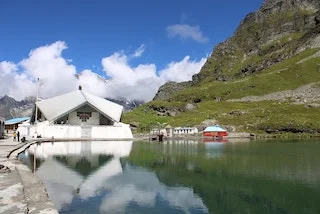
128,139 -> 320,214
19,139 -> 320,214
27,141 -> 133,158
21,141 -> 208,213
99,164 -> 207,213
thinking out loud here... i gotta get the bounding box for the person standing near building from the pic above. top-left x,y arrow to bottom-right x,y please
17,131 -> 20,142
13,131 -> 16,141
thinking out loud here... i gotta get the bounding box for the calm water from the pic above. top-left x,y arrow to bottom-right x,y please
19,139 -> 320,214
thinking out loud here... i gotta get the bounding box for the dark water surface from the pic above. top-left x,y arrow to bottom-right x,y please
19,139 -> 320,214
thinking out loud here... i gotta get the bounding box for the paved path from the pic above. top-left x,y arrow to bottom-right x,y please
0,136 -> 58,214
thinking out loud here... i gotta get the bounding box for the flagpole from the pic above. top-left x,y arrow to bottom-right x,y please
35,78 -> 39,124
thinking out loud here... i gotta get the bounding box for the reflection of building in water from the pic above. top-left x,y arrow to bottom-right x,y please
148,140 -> 204,156
27,141 -> 133,158
18,88 -> 133,139
145,140 -> 225,159
205,142 -> 226,158
26,141 -> 208,213
164,139 -> 199,144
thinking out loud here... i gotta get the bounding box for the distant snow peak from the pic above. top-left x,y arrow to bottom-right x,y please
105,97 -> 144,112
0,95 -> 35,119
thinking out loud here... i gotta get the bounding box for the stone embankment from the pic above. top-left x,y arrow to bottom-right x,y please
0,136 -> 58,214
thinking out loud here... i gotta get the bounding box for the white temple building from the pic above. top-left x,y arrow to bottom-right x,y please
18,88 -> 133,140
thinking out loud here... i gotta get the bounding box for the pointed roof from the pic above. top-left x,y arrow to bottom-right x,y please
36,90 -> 123,122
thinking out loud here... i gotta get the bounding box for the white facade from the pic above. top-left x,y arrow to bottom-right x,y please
19,120 -> 132,140
150,128 -> 167,135
150,127 -> 198,137
174,127 -> 198,135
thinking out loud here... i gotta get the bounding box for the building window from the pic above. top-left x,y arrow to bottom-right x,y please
77,112 -> 92,122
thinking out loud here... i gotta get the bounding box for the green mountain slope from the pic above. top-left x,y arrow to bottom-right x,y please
123,0 -> 320,135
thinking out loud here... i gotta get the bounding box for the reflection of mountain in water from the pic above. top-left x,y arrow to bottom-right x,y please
22,141 -> 208,213
128,140 -> 320,214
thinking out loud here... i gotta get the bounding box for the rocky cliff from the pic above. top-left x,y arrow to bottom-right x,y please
0,95 -> 35,119
154,0 -> 320,100
153,81 -> 191,101
195,0 -> 320,83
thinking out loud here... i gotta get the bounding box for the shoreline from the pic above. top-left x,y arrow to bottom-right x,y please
132,132 -> 320,141
1,134 -> 319,213
0,136 -> 58,214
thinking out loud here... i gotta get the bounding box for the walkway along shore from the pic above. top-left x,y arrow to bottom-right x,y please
0,135 -> 136,214
0,136 -> 58,214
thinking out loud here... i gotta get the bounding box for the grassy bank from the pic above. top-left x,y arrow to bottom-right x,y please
123,49 -> 320,134
124,100 -> 320,134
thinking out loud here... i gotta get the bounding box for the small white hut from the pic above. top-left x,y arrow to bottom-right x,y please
173,127 -> 198,135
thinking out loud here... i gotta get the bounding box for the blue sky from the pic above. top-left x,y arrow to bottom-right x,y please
0,0 -> 262,70
0,0 -> 263,101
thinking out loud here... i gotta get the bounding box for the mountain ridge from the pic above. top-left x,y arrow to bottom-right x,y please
153,0 -> 320,101
123,0 -> 320,134
0,95 -> 35,119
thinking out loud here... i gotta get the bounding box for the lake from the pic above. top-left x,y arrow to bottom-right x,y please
19,139 -> 320,214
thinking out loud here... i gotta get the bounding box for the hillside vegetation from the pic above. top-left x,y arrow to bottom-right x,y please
123,0 -> 320,135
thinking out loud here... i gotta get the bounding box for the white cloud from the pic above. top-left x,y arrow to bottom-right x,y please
166,24 -> 209,43
19,41 -> 79,98
0,41 -> 101,100
102,52 -> 206,101
132,44 -> 145,58
0,41 -> 206,102
77,70 -> 109,98
0,61 -> 35,100
160,56 -> 205,82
